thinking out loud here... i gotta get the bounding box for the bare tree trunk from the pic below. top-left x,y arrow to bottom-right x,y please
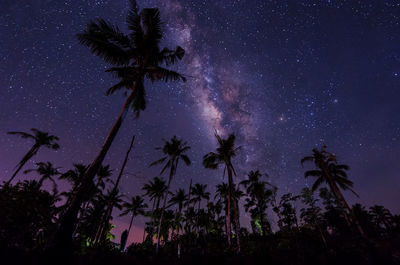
156,169 -> 174,255
51,87 -> 137,249
94,135 -> 135,243
7,144 -> 39,185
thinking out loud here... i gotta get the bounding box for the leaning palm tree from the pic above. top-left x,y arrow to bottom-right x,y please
150,136 -> 191,254
189,183 -> 210,210
23,161 -> 61,193
301,146 -> 366,238
119,195 -> 147,249
6,128 -> 59,184
54,1 -> 186,246
203,132 -> 241,252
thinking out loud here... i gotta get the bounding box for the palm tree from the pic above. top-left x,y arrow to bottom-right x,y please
369,205 -> 392,230
142,176 -> 168,212
23,162 -> 61,193
6,128 -> 59,184
240,170 -> 274,236
203,132 -> 241,251
94,165 -> 112,191
119,195 -> 147,249
189,183 -> 210,210
169,188 -> 188,213
55,1 -> 186,246
301,146 -> 366,238
150,136 -> 191,254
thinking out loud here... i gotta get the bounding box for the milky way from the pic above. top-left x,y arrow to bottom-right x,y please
1,0 -> 400,244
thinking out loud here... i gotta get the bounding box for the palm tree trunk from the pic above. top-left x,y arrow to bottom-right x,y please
156,172 -> 173,255
7,144 -> 39,185
51,86 -> 137,249
322,166 -> 367,239
226,169 -> 233,247
94,135 -> 135,244
227,166 -> 240,253
127,214 -> 134,238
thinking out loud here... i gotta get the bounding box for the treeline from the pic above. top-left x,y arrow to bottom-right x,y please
1,130 -> 399,264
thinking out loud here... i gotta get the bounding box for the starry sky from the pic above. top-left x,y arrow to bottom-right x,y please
1,0 -> 400,244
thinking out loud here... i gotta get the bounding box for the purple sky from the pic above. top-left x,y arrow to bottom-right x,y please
1,0 -> 400,244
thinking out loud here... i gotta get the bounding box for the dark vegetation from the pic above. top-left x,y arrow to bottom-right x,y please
1,1 -> 399,264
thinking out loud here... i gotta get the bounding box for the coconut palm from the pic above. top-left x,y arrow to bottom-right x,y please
119,195 -> 147,249
94,165 -> 112,191
142,176 -> 168,212
189,183 -> 210,210
23,162 -> 61,193
203,132 -> 241,252
169,188 -> 188,213
369,205 -> 392,230
55,1 -> 186,246
6,128 -> 59,184
150,136 -> 191,254
301,146 -> 366,238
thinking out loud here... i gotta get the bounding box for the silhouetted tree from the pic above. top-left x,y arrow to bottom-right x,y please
301,146 -> 366,238
150,136 -> 191,254
7,128 -> 59,184
55,0 -> 187,247
203,132 -> 241,252
23,161 -> 61,194
119,195 -> 147,250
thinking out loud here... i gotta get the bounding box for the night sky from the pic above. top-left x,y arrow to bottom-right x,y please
1,0 -> 400,244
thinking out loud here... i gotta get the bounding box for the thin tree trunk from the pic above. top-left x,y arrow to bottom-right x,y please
156,171 -> 173,255
7,144 -> 39,185
127,214 -> 134,238
95,135 -> 135,243
227,166 -> 240,253
51,87 -> 137,249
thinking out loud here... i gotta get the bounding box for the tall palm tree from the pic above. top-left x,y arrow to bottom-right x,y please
23,162 -> 61,193
301,146 -> 366,238
189,183 -> 210,210
54,1 -> 186,246
119,195 -> 147,249
150,136 -> 191,254
203,132 -> 241,252
7,128 -> 59,184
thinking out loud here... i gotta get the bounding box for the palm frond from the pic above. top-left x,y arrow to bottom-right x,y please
77,19 -> 130,65
311,177 -> 325,192
158,46 -> 185,66
141,8 -> 162,44
149,156 -> 168,167
180,154 -> 191,166
300,156 -> 314,166
7,131 -> 34,139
